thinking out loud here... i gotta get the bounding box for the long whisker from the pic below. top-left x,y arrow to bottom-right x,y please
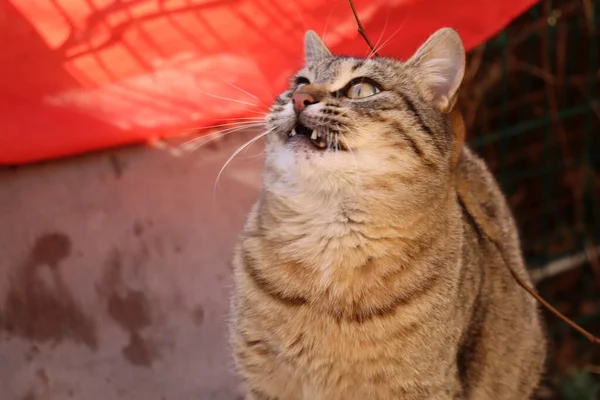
217,78 -> 260,100
217,79 -> 274,110
369,21 -> 405,58
239,150 -> 266,163
215,116 -> 266,122
197,88 -> 261,108
369,31 -> 397,58
369,4 -> 391,58
321,1 -> 341,42
336,108 -> 351,119
213,128 -> 273,202
182,121 -> 264,144
182,123 -> 265,153
182,131 -> 240,154
183,120 -> 265,133
245,109 -> 271,116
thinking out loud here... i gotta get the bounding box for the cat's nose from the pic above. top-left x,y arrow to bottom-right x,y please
292,92 -> 317,113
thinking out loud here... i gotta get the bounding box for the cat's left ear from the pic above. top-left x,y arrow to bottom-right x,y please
406,28 -> 465,112
304,30 -> 332,64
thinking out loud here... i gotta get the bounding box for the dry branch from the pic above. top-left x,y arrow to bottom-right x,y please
347,0 -> 379,57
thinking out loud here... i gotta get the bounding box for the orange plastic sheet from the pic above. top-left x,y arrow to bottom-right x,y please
0,0 -> 538,164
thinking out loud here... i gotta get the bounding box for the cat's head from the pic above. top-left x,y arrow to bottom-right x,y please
264,28 -> 466,199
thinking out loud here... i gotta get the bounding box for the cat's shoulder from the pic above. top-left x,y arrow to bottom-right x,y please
455,146 -> 514,244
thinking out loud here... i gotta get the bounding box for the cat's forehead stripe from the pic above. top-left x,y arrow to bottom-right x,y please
330,59 -> 359,90
306,58 -> 372,91
350,60 -> 365,72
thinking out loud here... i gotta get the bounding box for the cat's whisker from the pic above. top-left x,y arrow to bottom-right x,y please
183,120 -> 265,134
321,2 -> 340,43
246,109 -> 272,117
181,132 -> 229,154
251,69 -> 277,101
336,108 -> 351,118
218,79 -> 274,110
198,88 -> 263,108
328,110 -> 351,126
369,28 -> 400,58
239,150 -> 266,163
323,133 -> 332,157
217,78 -> 261,101
215,116 -> 266,122
213,128 -> 273,202
369,19 -> 406,58
182,121 -> 264,145
182,123 -> 265,153
369,4 -> 392,58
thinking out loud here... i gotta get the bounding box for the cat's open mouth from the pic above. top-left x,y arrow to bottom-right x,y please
289,123 -> 327,150
288,123 -> 344,150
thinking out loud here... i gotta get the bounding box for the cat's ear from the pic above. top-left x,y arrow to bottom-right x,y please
304,30 -> 332,64
406,28 -> 465,112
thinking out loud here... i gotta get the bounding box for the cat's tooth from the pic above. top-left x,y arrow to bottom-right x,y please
290,128 -> 297,137
310,130 -> 318,140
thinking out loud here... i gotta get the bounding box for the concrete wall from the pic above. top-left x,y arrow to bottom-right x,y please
0,133 -> 263,400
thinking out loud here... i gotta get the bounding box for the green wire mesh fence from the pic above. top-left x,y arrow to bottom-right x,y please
460,0 -> 599,397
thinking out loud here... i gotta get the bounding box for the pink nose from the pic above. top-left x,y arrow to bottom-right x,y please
292,92 -> 317,113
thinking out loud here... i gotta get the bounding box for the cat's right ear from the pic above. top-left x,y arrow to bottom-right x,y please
304,30 -> 332,64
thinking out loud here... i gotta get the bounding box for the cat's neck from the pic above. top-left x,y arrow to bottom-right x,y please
256,179 -> 458,271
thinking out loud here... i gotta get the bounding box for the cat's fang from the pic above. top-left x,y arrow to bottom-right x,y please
290,128 -> 297,137
310,131 -> 318,140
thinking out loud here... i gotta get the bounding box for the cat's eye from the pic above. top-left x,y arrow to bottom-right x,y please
294,77 -> 310,91
346,82 -> 380,99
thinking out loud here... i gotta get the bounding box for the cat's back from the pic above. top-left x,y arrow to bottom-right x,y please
453,146 -> 547,399
456,146 -> 529,280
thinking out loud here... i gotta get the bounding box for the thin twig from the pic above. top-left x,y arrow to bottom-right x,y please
508,261 -> 600,344
530,246 -> 600,283
347,0 -> 379,56
490,236 -> 600,345
585,364 -> 600,375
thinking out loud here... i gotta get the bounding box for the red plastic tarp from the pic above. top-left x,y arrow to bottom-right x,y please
0,0 -> 538,165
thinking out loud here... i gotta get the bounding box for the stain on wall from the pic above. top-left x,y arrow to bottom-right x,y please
108,155 -> 125,179
98,249 -> 161,367
192,305 -> 205,327
21,390 -> 35,400
133,221 -> 144,237
0,232 -> 98,349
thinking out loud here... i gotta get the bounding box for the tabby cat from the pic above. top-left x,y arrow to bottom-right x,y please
229,28 -> 547,400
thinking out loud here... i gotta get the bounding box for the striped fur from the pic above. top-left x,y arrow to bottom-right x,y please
229,29 -> 546,400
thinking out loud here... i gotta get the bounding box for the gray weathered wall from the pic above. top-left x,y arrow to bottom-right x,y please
0,133 -> 263,400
